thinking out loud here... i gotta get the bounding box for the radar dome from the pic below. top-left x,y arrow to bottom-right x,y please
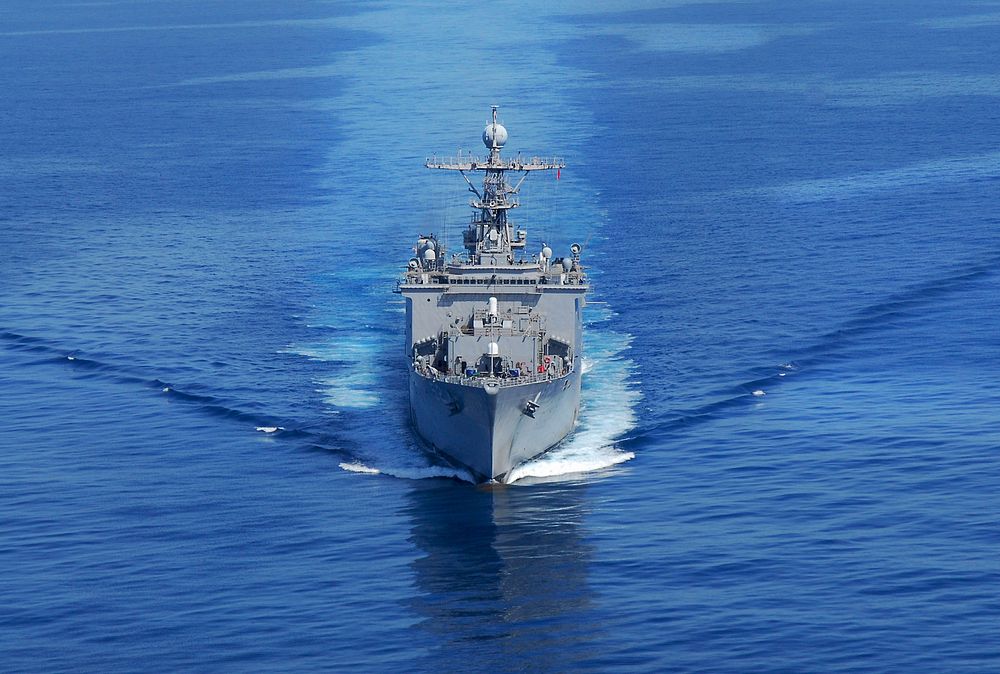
483,122 -> 508,148
541,246 -> 552,259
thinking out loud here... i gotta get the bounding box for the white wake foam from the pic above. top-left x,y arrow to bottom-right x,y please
339,462 -> 381,475
507,326 -> 639,484
506,446 -> 635,483
339,461 -> 474,482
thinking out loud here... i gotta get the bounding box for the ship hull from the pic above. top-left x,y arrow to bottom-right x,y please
409,368 -> 581,482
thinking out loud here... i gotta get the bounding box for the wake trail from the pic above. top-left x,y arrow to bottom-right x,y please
642,252 -> 1000,440
0,328 -> 349,456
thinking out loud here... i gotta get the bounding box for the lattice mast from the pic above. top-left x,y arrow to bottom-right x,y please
425,106 -> 564,265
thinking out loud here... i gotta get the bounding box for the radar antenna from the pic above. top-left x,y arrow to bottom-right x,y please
425,107 -> 564,265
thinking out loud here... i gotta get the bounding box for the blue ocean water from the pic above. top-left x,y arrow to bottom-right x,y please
2,0 -> 999,671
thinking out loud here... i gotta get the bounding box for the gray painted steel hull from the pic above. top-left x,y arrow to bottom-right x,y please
409,368 -> 581,482
402,110 -> 586,484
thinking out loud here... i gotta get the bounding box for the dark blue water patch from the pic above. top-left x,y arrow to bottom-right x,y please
0,334 -> 308,436
0,4 -> 380,214
565,75 -> 1000,201
0,358 -> 422,670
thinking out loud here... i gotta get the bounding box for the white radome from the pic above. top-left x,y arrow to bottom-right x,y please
483,122 -> 508,148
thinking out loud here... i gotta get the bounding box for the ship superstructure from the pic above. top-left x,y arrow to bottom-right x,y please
397,108 -> 587,482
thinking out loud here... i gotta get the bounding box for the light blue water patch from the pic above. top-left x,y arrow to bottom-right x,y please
282,327 -> 389,411
168,64 -> 345,87
613,71 -> 1000,107
921,11 -> 1000,29
759,151 -> 1000,203
580,21 -> 827,54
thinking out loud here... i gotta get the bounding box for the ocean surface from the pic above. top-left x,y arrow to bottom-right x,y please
2,0 -> 999,671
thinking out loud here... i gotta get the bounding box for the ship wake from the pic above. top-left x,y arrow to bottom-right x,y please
507,325 -> 639,484
339,460 -> 476,482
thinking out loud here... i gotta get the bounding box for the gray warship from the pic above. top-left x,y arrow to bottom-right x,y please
397,107 -> 587,482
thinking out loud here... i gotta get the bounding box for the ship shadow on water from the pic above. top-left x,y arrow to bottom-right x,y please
403,479 -> 605,670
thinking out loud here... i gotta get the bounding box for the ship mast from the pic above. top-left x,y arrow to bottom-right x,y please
425,106 -> 564,265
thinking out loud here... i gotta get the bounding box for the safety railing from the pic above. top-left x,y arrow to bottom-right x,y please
425,155 -> 565,171
413,362 -> 574,388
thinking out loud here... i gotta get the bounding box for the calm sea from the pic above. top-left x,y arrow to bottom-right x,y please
2,1 -> 999,671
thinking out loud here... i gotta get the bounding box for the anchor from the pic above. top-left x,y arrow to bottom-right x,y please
524,392 -> 541,418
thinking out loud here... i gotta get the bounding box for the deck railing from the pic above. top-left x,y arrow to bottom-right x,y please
414,363 -> 573,388
425,155 -> 565,171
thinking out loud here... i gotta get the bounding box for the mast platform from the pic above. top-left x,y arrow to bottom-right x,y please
425,155 -> 564,171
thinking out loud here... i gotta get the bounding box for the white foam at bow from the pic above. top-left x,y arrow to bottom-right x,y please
507,446 -> 635,483
339,462 -> 381,474
507,325 -> 639,484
